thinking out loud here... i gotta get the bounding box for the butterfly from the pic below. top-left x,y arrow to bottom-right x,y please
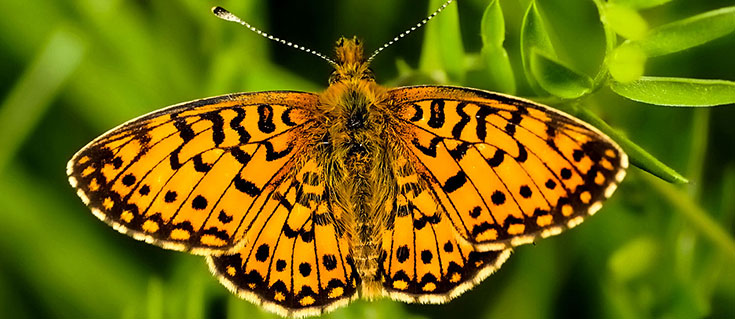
67,3 -> 627,318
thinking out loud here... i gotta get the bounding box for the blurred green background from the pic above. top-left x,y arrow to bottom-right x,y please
0,0 -> 733,318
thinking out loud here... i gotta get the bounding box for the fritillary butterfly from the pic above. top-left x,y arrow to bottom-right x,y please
67,2 -> 627,317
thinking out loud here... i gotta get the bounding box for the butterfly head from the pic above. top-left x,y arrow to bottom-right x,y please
330,37 -> 375,85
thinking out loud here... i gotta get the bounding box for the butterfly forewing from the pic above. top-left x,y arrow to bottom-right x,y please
388,86 -> 628,250
67,92 -> 318,255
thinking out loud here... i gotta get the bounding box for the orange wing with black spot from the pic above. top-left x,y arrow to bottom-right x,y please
388,86 -> 628,250
67,91 -> 317,255
380,155 -> 511,302
208,159 -> 360,317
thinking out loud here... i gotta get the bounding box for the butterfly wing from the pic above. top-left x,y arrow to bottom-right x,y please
387,86 -> 628,250
67,91 -> 318,255
380,155 -> 511,302
207,159 -> 360,317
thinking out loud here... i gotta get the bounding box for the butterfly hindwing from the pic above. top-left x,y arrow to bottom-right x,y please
67,92 -> 318,254
380,155 -> 511,302
208,159 -> 360,317
388,86 -> 628,250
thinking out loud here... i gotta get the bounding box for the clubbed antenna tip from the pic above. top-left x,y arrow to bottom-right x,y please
212,6 -> 337,67
212,7 -> 238,23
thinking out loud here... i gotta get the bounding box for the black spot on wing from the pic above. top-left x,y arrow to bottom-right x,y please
264,141 -> 292,161
281,108 -> 298,126
487,149 -> 505,167
276,259 -> 287,271
443,171 -> 467,193
474,106 -> 495,141
396,245 -> 410,263
412,136 -> 441,158
299,262 -> 312,277
451,102 -> 469,139
170,145 -> 184,169
201,111 -> 225,146
230,109 -> 251,144
234,175 -> 260,196
255,244 -> 269,262
427,99 -> 445,128
515,141 -> 528,162
448,142 -> 472,160
218,210 -> 233,224
282,224 -> 299,239
172,115 -> 194,142
192,195 -> 208,210
112,157 -> 123,169
121,174 -> 136,186
139,185 -> 150,195
409,103 -> 423,122
421,250 -> 433,264
230,148 -> 251,165
505,122 -> 516,136
257,104 -> 276,133
322,255 -> 337,271
509,106 -> 527,124
192,154 -> 212,172
164,190 -> 177,203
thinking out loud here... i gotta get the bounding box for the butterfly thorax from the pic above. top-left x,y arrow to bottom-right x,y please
311,37 -> 398,295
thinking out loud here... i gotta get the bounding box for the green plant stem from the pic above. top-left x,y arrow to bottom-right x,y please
642,173 -> 735,261
687,108 -> 710,199
576,107 -> 689,184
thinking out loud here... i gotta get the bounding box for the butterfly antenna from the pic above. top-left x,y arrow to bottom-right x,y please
366,0 -> 454,63
212,6 -> 338,67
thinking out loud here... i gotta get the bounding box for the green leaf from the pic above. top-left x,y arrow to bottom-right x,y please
480,0 -> 516,94
610,0 -> 673,10
576,108 -> 689,183
608,43 -> 647,83
603,3 -> 649,40
634,6 -> 735,57
610,76 -> 735,106
521,0 -> 556,93
481,0 -> 505,47
592,0 -> 619,56
420,0 -> 465,82
529,49 -> 592,99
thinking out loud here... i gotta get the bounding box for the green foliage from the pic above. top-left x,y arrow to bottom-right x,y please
0,0 -> 732,318
608,43 -> 647,82
610,0 -> 673,9
480,0 -> 516,94
520,0 -> 556,93
529,49 -> 592,99
633,6 -> 735,57
420,0 -> 466,82
611,77 -> 735,106
602,3 -> 649,40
